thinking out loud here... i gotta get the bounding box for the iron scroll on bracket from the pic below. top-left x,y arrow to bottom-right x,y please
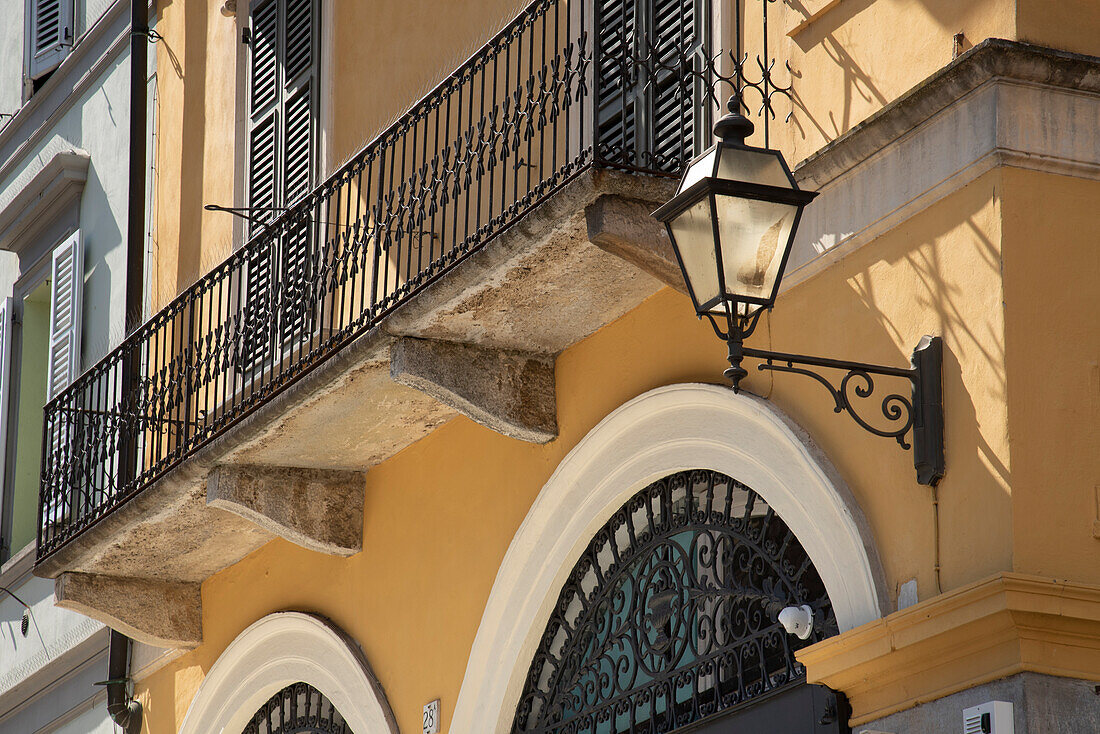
741,336 -> 946,486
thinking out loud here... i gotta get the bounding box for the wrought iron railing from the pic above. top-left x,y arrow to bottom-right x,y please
37,0 -> 791,562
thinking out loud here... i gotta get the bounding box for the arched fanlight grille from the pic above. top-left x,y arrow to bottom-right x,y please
243,682 -> 350,734
511,469 -> 837,734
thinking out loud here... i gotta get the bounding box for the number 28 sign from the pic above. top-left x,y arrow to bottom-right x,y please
423,699 -> 441,734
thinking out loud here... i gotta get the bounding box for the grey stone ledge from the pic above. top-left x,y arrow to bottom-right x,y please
796,39 -> 1100,189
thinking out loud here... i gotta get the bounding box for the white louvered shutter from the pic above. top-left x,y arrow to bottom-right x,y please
28,0 -> 74,81
47,230 -> 83,401
0,299 -> 12,498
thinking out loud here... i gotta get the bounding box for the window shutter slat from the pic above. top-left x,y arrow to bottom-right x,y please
0,298 -> 12,498
241,0 -> 319,370
47,230 -> 83,401
649,0 -> 701,168
597,0 -> 637,163
29,0 -> 74,80
284,0 -> 313,83
283,83 -> 312,203
250,0 -> 279,114
596,0 -> 704,170
248,111 -> 279,227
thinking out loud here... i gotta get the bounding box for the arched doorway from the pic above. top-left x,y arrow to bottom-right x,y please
510,468 -> 846,733
178,612 -> 397,734
452,384 -> 885,732
242,682 -> 351,734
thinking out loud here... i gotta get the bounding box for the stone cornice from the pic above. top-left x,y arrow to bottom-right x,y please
784,38 -> 1100,287
795,39 -> 1100,189
797,573 -> 1100,725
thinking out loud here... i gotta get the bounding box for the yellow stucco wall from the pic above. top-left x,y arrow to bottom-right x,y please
134,164 -> 1022,731
152,0 -> 240,309
152,0 -> 1034,310
1001,168 -> 1100,582
138,1 -> 1100,731
775,0 -> 1016,162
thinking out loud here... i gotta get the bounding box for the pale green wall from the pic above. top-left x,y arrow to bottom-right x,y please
11,283 -> 49,552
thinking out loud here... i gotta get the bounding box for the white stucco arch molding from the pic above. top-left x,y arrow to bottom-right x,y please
451,383 -> 889,733
179,612 -> 398,734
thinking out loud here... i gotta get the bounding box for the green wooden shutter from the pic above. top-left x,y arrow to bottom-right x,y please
243,0 -> 319,368
596,0 -> 706,171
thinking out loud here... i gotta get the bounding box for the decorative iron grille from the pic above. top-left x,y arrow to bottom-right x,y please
511,469 -> 837,734
37,0 -> 795,561
243,682 -> 349,734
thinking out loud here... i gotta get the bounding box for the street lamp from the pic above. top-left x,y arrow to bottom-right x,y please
653,97 -> 946,486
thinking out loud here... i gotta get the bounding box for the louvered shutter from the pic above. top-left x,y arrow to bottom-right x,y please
248,0 -> 280,229
28,0 -> 74,81
596,0 -> 706,171
47,230 -> 83,401
242,0 -> 318,369
596,0 -> 638,165
279,0 -> 318,344
648,0 -> 705,170
0,299 -> 12,499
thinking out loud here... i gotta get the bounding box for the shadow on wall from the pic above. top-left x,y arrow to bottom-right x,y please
785,0 -> 1005,146
763,172 -> 1011,595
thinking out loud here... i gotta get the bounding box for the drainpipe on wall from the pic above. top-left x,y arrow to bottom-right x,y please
108,0 -> 149,729
105,630 -> 142,734
125,0 -> 148,334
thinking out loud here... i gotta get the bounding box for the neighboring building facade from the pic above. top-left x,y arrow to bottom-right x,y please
19,1 -> 1100,734
0,0 -> 160,731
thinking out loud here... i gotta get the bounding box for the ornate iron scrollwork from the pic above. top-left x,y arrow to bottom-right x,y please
511,469 -> 837,734
242,682 -> 349,734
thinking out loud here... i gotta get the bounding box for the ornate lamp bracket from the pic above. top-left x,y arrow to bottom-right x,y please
717,320 -> 945,486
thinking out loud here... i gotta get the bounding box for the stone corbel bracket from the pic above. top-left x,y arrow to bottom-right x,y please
207,464 -> 366,557
391,336 -> 558,444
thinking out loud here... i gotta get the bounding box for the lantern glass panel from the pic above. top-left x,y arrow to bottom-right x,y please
668,196 -> 720,310
679,149 -> 718,191
714,194 -> 798,304
715,146 -> 792,188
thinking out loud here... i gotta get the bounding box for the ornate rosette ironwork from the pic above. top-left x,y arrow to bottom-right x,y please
511,469 -> 836,734
242,682 -> 349,734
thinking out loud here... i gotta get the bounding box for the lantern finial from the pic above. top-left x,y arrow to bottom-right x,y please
713,93 -> 755,145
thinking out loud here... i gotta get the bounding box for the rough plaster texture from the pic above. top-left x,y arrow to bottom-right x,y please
219,333 -> 458,470
36,479 -> 274,582
55,573 -> 202,648
207,465 -> 366,556
856,673 -> 1100,734
391,337 -> 557,444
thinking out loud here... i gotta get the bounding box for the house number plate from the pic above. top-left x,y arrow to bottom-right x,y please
423,699 -> 440,734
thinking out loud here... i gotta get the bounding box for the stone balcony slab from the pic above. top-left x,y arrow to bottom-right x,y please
33,169 -> 678,646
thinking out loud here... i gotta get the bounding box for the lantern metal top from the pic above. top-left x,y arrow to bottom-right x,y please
652,96 -> 817,323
